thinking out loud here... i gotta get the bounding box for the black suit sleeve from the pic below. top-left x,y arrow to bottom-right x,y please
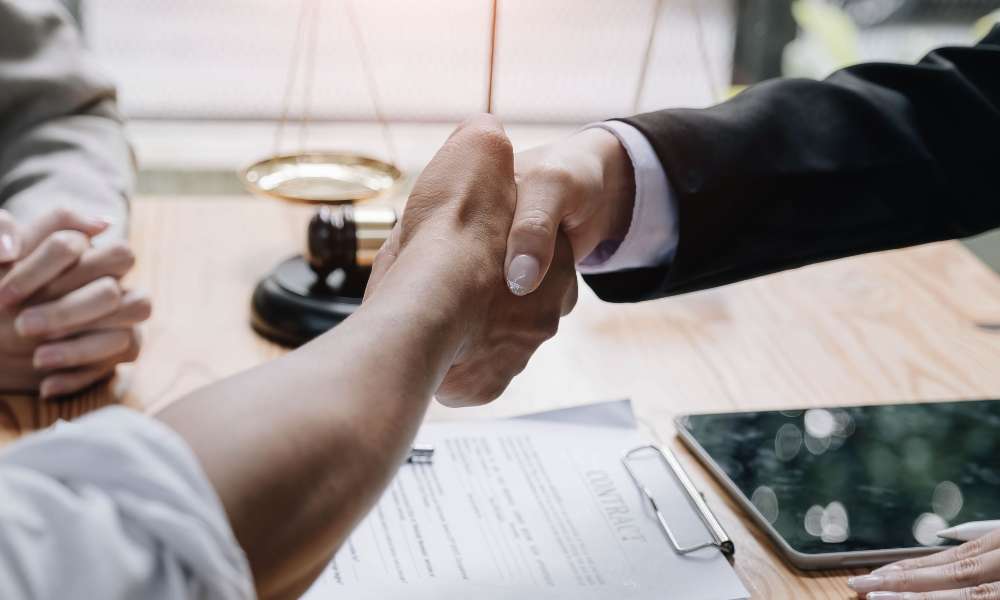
583,26 -> 1000,303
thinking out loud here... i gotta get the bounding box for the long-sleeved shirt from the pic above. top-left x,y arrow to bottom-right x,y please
0,1 -> 251,597
582,26 -> 1000,301
0,0 -> 132,240
0,407 -> 254,598
577,120 -> 678,275
580,27 -> 1000,281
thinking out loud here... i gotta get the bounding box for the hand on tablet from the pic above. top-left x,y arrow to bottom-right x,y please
848,529 -> 1000,599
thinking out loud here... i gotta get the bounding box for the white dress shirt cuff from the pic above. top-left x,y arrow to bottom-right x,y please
577,120 -> 679,274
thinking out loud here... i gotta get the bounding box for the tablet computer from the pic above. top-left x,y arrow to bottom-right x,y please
675,399 -> 1000,570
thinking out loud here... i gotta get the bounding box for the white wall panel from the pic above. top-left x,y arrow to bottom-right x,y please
85,0 -> 735,124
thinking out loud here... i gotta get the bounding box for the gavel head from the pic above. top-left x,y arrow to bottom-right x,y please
306,205 -> 397,280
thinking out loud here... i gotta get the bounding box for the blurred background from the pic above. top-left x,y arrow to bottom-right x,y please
62,0 -> 1000,264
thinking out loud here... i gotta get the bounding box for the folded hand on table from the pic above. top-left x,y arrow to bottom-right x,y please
0,208 -> 150,397
364,114 -> 578,406
849,530 -> 1000,600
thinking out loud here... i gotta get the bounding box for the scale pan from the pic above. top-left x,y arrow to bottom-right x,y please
241,152 -> 402,204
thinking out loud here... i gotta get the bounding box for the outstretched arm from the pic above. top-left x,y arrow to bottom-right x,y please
0,115 -> 576,600
503,26 -> 1000,302
157,115 -> 576,598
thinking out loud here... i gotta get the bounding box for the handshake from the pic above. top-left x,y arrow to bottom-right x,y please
0,116 -> 632,407
362,114 -> 635,406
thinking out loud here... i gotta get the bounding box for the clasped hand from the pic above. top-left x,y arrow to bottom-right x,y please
364,115 -> 579,406
0,209 -> 150,397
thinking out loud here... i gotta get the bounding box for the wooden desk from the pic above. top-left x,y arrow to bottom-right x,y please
2,196 -> 1000,598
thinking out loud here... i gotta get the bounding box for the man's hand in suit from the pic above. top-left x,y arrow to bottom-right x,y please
364,114 -> 577,406
504,128 -> 635,296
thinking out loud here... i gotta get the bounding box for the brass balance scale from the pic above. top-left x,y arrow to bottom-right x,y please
238,0 -> 711,346
239,0 -> 410,346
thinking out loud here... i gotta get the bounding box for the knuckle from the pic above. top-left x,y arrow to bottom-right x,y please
111,328 -> 132,348
48,231 -> 85,258
51,207 -> 76,227
527,162 -> 579,191
479,382 -> 506,404
126,345 -> 141,361
514,207 -> 558,238
531,313 -> 560,341
460,121 -> 512,155
951,558 -> 982,585
464,379 -> 505,407
132,295 -> 153,320
105,242 -> 135,270
123,340 -> 141,362
563,284 -> 579,316
970,583 -> 1000,600
46,234 -> 74,258
506,353 -> 531,379
894,569 -> 916,589
95,277 -> 122,304
54,343 -> 78,367
478,134 -> 513,161
42,305 -> 70,330
958,538 -> 986,560
478,126 -> 512,150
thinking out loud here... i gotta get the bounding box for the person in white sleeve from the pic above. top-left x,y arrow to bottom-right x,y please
0,0 -> 149,397
0,114 -> 576,599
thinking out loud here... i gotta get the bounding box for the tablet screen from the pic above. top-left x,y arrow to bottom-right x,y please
679,399 -> 1000,555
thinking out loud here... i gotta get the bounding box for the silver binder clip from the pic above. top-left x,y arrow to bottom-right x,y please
406,443 -> 434,464
622,444 -> 735,557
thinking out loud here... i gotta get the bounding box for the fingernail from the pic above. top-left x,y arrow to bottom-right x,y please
868,593 -> 916,600
39,379 -> 59,399
871,564 -> 902,575
0,233 -> 17,261
15,311 -> 47,337
34,347 -> 64,369
847,575 -> 884,593
506,254 -> 540,296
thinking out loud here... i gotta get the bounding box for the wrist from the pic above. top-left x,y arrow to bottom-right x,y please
575,128 -> 635,243
361,237 -> 487,357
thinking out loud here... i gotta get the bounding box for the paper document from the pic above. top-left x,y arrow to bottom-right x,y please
302,401 -> 748,600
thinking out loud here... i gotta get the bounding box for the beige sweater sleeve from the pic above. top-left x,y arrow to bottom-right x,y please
0,0 -> 133,242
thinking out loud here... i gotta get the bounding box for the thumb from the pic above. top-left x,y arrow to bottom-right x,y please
0,210 -> 21,263
505,181 -> 569,297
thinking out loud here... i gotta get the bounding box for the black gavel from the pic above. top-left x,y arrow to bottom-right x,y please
306,205 -> 397,285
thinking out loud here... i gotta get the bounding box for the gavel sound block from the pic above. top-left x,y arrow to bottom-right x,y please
250,205 -> 396,347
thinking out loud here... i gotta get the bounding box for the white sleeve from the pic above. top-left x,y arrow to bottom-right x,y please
576,120 -> 679,274
0,0 -> 132,242
0,406 -> 254,600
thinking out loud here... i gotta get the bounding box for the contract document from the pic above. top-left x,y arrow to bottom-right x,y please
302,401 -> 748,600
